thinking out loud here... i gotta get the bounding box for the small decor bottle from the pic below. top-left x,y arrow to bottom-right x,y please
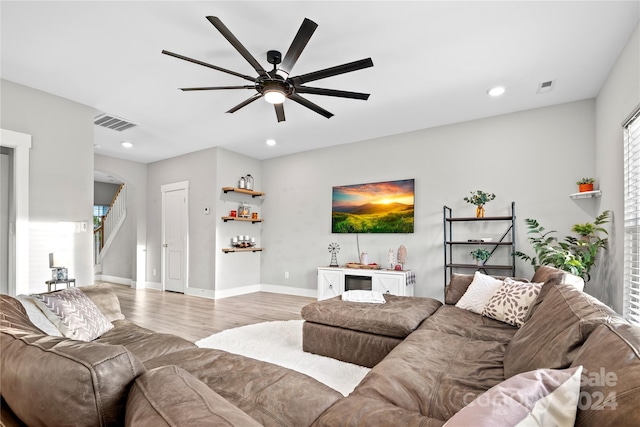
360,252 -> 369,265
239,176 -> 246,189
245,174 -> 254,191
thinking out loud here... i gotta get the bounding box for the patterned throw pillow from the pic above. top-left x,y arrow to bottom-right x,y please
482,278 -> 543,327
33,287 -> 113,341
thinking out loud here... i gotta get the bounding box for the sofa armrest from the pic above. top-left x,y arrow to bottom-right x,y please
125,365 -> 262,426
79,283 -> 125,322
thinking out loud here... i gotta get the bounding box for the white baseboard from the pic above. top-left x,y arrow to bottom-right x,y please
123,281 -> 315,300
145,281 -> 163,291
186,287 -> 216,299
260,284 -> 317,298
213,284 -> 261,300
95,275 -> 132,287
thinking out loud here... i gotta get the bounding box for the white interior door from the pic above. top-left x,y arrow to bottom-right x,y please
162,185 -> 188,293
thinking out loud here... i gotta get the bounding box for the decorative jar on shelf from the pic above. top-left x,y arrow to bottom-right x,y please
245,174 -> 254,191
238,202 -> 251,218
476,205 -> 485,218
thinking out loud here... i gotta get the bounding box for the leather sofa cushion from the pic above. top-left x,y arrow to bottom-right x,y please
0,295 -> 43,335
419,304 -> 518,344
96,319 -> 196,363
145,347 -> 342,427
313,395 -> 445,427
571,323 -> 640,427
80,282 -> 126,322
503,283 -> 622,378
351,328 -> 507,421
125,365 -> 262,426
301,295 -> 442,338
1,328 -> 145,427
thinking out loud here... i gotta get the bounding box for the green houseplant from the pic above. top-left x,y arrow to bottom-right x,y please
515,210 -> 610,281
470,248 -> 491,266
463,190 -> 496,218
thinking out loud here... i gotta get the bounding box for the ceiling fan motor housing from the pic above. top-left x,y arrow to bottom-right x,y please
267,50 -> 282,65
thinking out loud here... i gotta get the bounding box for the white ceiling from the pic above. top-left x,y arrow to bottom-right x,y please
2,1 -> 639,164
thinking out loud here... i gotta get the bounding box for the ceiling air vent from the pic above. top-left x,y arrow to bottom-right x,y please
537,80 -> 555,94
94,114 -> 137,131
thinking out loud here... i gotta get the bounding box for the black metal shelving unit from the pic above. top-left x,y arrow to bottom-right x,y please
443,202 -> 516,293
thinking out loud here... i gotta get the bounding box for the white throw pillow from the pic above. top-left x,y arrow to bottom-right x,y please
15,295 -> 63,336
33,287 -> 113,341
455,271 -> 503,314
561,272 -> 585,292
444,366 -> 582,427
482,278 -> 543,327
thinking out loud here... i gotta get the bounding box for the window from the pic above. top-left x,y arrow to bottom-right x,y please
623,105 -> 640,325
93,205 -> 109,229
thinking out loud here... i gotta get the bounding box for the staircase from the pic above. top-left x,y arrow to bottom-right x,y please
94,183 -> 126,273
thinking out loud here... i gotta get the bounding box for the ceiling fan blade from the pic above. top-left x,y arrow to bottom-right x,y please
274,103 -> 286,122
291,58 -> 374,85
180,85 -> 255,91
288,93 -> 333,119
295,86 -> 370,100
206,16 -> 268,78
162,50 -> 256,83
279,18 -> 318,76
226,94 -> 262,114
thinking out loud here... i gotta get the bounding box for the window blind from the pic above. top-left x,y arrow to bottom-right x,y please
624,105 -> 640,325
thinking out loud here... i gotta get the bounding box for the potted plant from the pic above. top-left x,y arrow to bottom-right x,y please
470,248 -> 491,266
577,178 -> 595,193
515,211 -> 610,282
463,190 -> 496,218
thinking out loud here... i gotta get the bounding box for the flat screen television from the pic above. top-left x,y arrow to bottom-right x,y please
331,179 -> 414,233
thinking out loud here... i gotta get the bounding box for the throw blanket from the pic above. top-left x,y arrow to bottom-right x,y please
341,290 -> 386,304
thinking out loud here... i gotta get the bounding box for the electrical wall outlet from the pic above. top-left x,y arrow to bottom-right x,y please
284,271 -> 289,279
153,268 -> 157,276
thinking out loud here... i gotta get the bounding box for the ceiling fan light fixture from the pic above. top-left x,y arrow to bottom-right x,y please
264,89 -> 286,104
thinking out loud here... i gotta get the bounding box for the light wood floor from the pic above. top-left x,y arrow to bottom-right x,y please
105,283 -> 316,342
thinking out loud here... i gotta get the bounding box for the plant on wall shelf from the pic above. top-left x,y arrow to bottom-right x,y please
463,190 -> 496,218
576,178 -> 595,192
514,211 -> 610,282
470,248 -> 491,266
576,178 -> 595,185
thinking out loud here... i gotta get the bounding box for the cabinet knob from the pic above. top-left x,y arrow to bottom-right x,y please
162,243 -> 168,248
329,284 -> 333,289
385,290 -> 390,294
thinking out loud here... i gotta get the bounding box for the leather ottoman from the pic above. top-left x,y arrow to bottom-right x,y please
301,295 -> 442,367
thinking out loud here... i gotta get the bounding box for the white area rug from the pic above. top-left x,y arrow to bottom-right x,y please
196,320 -> 370,396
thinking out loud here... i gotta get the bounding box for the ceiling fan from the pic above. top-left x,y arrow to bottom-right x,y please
162,16 -> 373,122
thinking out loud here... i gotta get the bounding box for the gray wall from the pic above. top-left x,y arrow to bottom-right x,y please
1,79 -> 94,291
94,182 -> 120,206
594,21 -> 640,313
147,147 -> 218,293
261,100 -> 597,301
95,154 -> 148,286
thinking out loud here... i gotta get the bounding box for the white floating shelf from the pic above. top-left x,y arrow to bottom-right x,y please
570,190 -> 602,199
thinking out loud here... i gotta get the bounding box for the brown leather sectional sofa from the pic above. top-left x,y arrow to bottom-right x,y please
2,266 -> 640,426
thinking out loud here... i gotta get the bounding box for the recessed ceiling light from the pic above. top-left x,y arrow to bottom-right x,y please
487,86 -> 506,97
266,139 -> 277,146
121,141 -> 134,149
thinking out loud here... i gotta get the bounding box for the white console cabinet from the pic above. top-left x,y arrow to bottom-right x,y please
317,267 -> 414,301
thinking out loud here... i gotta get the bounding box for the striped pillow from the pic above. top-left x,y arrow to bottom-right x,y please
33,287 -> 113,341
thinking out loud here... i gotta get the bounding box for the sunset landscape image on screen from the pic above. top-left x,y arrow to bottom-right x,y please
331,179 -> 414,233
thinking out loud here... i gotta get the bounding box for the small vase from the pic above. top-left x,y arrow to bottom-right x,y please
475,205 -> 485,218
